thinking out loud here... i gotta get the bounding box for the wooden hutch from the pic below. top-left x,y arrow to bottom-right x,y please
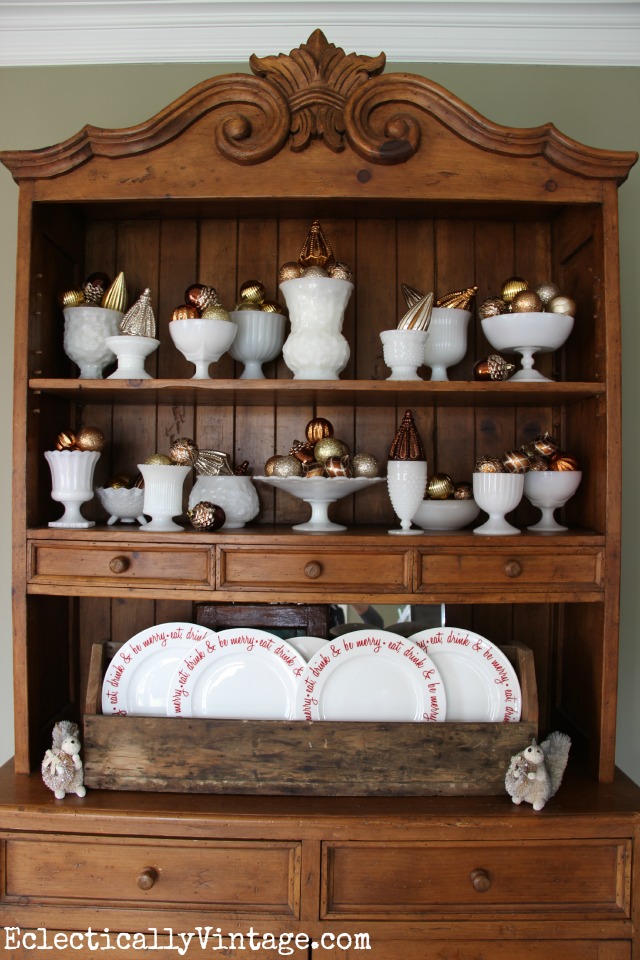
0,30 -> 639,959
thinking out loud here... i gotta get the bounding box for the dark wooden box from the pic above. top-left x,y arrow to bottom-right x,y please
83,641 -> 538,796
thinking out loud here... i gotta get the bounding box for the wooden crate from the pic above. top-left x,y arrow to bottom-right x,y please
83,641 -> 538,796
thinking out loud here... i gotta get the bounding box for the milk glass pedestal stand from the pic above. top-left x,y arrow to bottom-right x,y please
423,308 -> 471,381
228,310 -> 286,379
63,306 -> 122,379
138,463 -> 191,532
524,470 -> 582,532
255,476 -> 383,532
481,311 -> 574,382
387,460 -> 428,534
380,328 -> 428,380
105,335 -> 160,380
473,472 -> 524,536
169,318 -> 237,379
189,475 -> 260,528
279,276 -> 352,379
45,449 -> 100,528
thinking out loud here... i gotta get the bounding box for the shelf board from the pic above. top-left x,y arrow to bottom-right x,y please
29,378 -> 605,408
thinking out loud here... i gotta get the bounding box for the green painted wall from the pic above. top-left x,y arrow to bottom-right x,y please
1,60 -> 638,780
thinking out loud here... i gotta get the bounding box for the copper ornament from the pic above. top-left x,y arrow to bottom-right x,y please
532,432 -> 559,458
306,417 -> 334,444
473,354 -> 516,381
290,440 -> 315,465
185,283 -> 220,312
188,501 -> 226,532
325,456 -> 352,478
478,297 -> 506,320
549,452 -> 579,472
261,300 -> 285,314
298,219 -> 334,269
201,305 -> 231,321
327,261 -> 353,282
388,409 -> 426,461
351,452 -> 379,478
426,473 -> 454,500
500,277 -> 529,304
272,455 -> 303,478
74,425 -> 106,452
169,437 -> 199,467
511,290 -> 543,314
453,482 -> 473,500
503,450 -> 531,474
534,280 -> 561,306
55,430 -> 76,451
314,437 -> 349,463
235,460 -> 250,476
59,289 -> 85,309
145,454 -> 173,465
303,461 -> 326,477
548,295 -> 576,317
278,261 -> 303,283
171,304 -> 199,322
120,288 -> 156,338
239,280 -> 266,304
474,456 -> 505,473
101,271 -> 127,313
436,286 -> 478,310
527,455 -> 549,471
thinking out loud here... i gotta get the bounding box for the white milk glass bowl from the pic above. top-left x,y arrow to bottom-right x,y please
473,472 -> 524,536
188,475 -> 260,529
380,328 -> 428,380
524,469 -> 582,532
412,498 -> 480,532
254,475 -> 383,532
169,318 -> 237,379
97,486 -> 148,526
228,309 -> 286,379
481,311 -> 574,382
423,308 -> 471,381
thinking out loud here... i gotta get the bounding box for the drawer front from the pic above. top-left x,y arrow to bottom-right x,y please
6,837 -> 301,916
218,546 -> 412,592
29,542 -> 213,588
322,840 -> 630,918
418,548 -> 603,591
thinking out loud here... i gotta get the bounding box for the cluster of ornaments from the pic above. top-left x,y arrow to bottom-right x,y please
278,220 -> 353,284
474,432 -> 580,474
59,271 -> 128,313
478,277 -> 576,319
171,280 -> 285,325
425,473 -> 473,501
55,425 -> 106,453
265,417 -> 379,480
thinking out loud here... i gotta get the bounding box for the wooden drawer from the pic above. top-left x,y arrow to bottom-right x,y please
5,836 -> 301,916
218,545 -> 412,592
28,541 -> 213,588
418,547 -> 604,593
322,839 -> 631,918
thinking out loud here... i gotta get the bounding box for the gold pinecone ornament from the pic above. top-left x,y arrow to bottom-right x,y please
188,501 -> 226,531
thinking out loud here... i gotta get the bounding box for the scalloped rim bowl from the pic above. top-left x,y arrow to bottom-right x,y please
412,497 -> 480,531
481,311 -> 574,352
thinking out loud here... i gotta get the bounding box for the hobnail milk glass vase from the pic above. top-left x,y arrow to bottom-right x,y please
45,449 -> 100,528
387,460 -> 428,535
63,306 -> 123,379
138,463 -> 191,532
279,276 -> 352,379
380,328 -> 428,380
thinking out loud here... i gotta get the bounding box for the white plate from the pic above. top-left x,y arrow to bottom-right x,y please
168,628 -> 306,719
101,621 -> 216,717
287,634 -> 329,661
409,627 -> 521,722
297,628 -> 446,722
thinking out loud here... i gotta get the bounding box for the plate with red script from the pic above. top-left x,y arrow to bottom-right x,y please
296,629 -> 446,722
167,628 -> 306,719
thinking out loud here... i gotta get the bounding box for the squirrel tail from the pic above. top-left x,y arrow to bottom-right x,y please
542,731 -> 571,796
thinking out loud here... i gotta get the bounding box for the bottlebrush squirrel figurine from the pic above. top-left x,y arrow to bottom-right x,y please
41,720 -> 86,800
505,731 -> 571,811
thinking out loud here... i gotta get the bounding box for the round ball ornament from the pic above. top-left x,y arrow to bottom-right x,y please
503,449 -> 531,474
201,305 -> 231,321
324,456 -> 352,478
532,432 -> 559,458
59,289 -> 85,309
301,265 -> 328,278
511,290 -> 543,314
314,437 -> 349,463
527,455 -> 549,472
239,280 -> 266,304
327,261 -> 353,282
549,452 -> 579,472
548,295 -> 576,317
272,455 -> 303,478
188,501 -> 226,532
453,482 -> 473,500
145,453 -> 172,466
306,417 -> 334,444
351,452 -> 379,478
426,472 -> 454,499
264,455 -> 281,476
500,277 -> 529,304
169,437 -> 199,466
278,261 -> 303,283
478,297 -> 506,320
290,441 -> 315,465
172,304 -> 199,321
261,300 -> 285,314
74,425 -> 106,452
534,280 -> 561,306
474,456 -> 505,474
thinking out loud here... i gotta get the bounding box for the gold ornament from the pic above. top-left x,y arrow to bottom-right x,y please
534,280 -> 561,306
298,219 -> 334,269
327,261 -> 353,282
171,304 -> 199,321
185,283 -> 220,312
201,305 -> 231,321
306,417 -> 334,444
188,501 -> 226,531
478,297 -> 506,320
549,452 -> 579,471
101,271 -> 127,313
503,450 -> 531,474
192,450 -> 234,477
453,482 -> 473,500
278,261 -> 303,283
169,437 -> 199,466
55,430 -> 76,451
351,452 -> 379,478
120,288 -> 156,338
108,474 -> 133,489
388,409 -> 426,461
272,455 -> 303,478
264,455 -> 281,476
401,283 -> 425,309
324,456 -> 352,477
314,437 -> 349,463
301,265 -> 328,278
74,425 -> 106,452
511,290 -> 543,314
500,277 -> 529,304
59,289 -> 85,309
473,355 -> 516,381
474,456 -> 505,473
239,280 -> 266,304
427,473 -> 454,499
398,291 -> 433,332
303,461 -> 325,477
436,286 -> 478,310
82,272 -> 110,304
261,300 -> 285,314
145,453 -> 172,465
548,295 -> 576,317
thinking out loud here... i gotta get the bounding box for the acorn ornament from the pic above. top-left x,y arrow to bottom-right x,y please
185,283 -> 220,312
188,501 -> 226,532
473,355 -> 516,381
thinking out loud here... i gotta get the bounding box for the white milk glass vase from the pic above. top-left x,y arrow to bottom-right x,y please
387,460 -> 428,535
279,276 -> 353,379
138,463 -> 191,532
63,306 -> 123,379
45,449 -> 100,528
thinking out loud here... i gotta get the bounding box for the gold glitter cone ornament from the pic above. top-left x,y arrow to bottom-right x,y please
388,409 -> 426,461
298,219 -> 334,269
101,271 -> 127,313
120,288 -> 156,338
436,286 -> 478,310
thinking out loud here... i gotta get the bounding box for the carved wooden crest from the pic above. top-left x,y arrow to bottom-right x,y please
249,29 -> 385,153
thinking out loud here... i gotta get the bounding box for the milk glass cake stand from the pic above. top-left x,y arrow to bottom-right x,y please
254,475 -> 384,532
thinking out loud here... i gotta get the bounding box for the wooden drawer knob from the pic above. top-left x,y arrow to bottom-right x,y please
503,559 -> 522,578
470,868 -> 491,893
304,561 -> 323,579
109,555 -> 130,574
137,867 -> 158,891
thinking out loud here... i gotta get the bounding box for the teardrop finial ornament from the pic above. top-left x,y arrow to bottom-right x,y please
397,291 -> 433,332
435,286 -> 478,310
101,271 -> 128,313
298,219 -> 334,269
401,283 -> 425,309
388,409 -> 426,461
120,288 -> 156,338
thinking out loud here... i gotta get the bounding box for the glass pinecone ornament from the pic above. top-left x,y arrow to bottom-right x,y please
188,501 -> 226,531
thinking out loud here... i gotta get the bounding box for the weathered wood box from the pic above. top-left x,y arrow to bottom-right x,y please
83,640 -> 538,796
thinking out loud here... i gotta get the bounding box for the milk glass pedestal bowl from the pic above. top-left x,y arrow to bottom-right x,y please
45,449 -> 100,528
255,475 -> 383,532
137,463 -> 191,532
380,328 -> 428,380
481,311 -> 574,382
228,309 -> 286,379
423,308 -> 471,381
413,497 -> 480,532
279,276 -> 352,379
524,470 -> 582,532
63,306 -> 122,379
473,472 -> 524,536
169,318 -> 237,379
105,335 -> 160,380
387,460 -> 428,534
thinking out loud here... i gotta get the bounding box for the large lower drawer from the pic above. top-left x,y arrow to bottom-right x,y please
4,836 -> 301,916
28,541 -> 213,589
322,839 -> 630,918
218,545 -> 412,591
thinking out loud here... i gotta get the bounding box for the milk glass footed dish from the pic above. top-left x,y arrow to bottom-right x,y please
63,306 -> 122,379
524,469 -> 582,532
169,317 -> 237,379
254,475 -> 383,532
481,311 -> 574,382
423,308 -> 471,381
228,309 -> 286,379
473,472 -> 524,536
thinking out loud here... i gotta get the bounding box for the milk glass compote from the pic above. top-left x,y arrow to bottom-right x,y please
524,470 -> 582,532
228,309 -> 286,378
423,308 -> 471,381
473,472 -> 524,536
